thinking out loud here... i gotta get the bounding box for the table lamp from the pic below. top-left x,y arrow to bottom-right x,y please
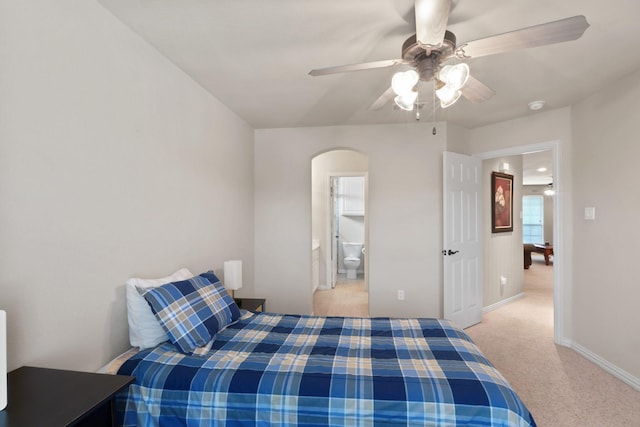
223,260 -> 242,298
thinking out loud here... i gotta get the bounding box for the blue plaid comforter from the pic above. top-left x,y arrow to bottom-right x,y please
117,312 -> 536,426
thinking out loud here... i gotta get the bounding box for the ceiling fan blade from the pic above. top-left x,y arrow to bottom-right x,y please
461,75 -> 495,103
369,87 -> 396,110
309,59 -> 403,76
458,15 -> 589,59
415,0 -> 451,47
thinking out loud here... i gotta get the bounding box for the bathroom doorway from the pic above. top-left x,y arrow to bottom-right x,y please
330,175 -> 366,287
311,150 -> 369,316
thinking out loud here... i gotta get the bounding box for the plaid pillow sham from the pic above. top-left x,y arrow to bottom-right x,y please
139,271 -> 240,354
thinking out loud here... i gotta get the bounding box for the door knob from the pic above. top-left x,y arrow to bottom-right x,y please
447,250 -> 459,256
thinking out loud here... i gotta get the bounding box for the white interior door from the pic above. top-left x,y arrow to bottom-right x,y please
443,152 -> 483,329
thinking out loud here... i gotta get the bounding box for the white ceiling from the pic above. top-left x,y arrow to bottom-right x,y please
97,0 -> 640,131
522,150 -> 553,186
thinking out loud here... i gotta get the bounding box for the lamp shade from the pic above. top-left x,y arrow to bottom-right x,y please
0,310 -> 6,411
223,260 -> 243,291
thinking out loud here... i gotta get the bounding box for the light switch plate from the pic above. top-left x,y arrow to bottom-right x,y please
584,207 -> 596,220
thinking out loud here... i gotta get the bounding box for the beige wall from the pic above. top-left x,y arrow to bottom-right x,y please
445,123 -> 471,154
0,0 -> 254,371
571,68 -> 640,380
467,101 -> 639,384
255,123 -> 446,318
483,156 -> 525,307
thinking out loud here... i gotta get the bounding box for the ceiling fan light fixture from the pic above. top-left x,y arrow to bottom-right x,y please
440,91 -> 462,108
436,85 -> 461,108
439,63 -> 470,90
391,70 -> 419,96
434,63 -> 469,108
394,91 -> 418,111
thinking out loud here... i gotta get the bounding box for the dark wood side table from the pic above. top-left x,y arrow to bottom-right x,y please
0,366 -> 134,427
235,298 -> 266,312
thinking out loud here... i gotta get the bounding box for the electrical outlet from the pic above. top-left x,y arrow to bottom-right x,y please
500,276 -> 506,296
397,290 -> 405,301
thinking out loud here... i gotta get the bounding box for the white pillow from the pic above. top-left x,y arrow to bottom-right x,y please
126,268 -> 194,349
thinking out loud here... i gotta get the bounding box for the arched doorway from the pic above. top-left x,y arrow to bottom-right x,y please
311,150 -> 369,316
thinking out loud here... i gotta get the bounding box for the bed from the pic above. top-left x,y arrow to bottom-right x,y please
112,270 -> 536,426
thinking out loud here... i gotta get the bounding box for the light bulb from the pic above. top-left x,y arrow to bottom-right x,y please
438,63 -> 469,90
392,70 -> 419,96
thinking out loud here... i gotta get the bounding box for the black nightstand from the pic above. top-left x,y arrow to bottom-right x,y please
234,298 -> 266,312
0,366 -> 134,427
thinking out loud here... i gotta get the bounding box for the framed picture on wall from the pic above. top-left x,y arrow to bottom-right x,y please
491,171 -> 513,233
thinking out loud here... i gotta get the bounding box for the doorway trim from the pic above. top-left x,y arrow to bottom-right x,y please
475,140 -> 567,346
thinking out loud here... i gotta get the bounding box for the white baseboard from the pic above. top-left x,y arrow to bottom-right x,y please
554,336 -> 573,348
482,293 -> 525,314
572,342 -> 640,392
482,294 -> 640,391
337,268 -> 364,275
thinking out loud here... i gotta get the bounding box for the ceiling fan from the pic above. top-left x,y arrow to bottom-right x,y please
309,0 -> 589,111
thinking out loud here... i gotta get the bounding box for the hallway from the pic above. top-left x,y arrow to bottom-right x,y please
313,274 -> 368,317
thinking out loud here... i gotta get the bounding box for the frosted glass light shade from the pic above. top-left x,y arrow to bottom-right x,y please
394,91 -> 418,111
223,260 -> 243,291
0,310 -> 6,411
439,63 -> 469,90
436,85 -> 461,108
391,70 -> 419,96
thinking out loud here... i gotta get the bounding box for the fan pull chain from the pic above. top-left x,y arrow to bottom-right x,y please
432,80 -> 437,135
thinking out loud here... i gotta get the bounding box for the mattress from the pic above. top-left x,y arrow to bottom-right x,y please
115,311 -> 536,426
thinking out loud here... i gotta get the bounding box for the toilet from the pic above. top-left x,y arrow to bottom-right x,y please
342,242 -> 363,280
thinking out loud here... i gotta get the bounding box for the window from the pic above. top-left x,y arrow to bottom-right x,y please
522,195 -> 544,244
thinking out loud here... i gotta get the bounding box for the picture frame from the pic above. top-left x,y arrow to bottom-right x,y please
491,171 -> 513,233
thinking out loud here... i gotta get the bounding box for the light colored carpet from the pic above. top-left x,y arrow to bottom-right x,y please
313,275 -> 369,317
466,254 -> 640,426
